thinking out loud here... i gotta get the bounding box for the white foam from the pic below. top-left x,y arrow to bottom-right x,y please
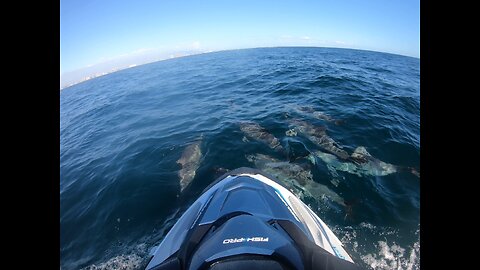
80,253 -> 145,270
332,223 -> 419,270
405,241 -> 420,270
80,243 -> 150,270
360,240 -> 419,270
359,222 -> 376,230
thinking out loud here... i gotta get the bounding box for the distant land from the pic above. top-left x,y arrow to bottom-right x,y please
60,46 -> 419,91
60,49 -> 212,90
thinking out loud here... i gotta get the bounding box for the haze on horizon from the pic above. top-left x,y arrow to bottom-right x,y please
60,0 -> 419,89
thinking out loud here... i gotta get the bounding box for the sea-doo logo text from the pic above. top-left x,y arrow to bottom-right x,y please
222,237 -> 269,244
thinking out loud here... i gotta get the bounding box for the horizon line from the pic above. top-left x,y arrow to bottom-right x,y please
60,45 -> 419,91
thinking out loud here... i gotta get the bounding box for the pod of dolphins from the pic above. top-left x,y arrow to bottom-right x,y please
174,106 -> 420,216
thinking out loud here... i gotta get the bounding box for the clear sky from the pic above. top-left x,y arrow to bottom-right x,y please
60,0 -> 419,85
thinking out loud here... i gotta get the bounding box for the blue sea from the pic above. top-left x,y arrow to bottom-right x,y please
60,47 -> 420,270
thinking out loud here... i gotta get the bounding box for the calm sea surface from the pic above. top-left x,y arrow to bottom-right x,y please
60,47 -> 420,270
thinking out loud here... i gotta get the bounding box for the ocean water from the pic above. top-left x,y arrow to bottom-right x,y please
60,47 -> 420,270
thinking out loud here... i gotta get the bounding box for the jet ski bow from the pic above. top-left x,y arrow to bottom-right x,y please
145,167 -> 362,270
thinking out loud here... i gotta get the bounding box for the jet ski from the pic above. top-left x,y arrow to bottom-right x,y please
145,167 -> 362,270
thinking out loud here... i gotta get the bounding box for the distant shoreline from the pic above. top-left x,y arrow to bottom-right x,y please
60,46 -> 419,91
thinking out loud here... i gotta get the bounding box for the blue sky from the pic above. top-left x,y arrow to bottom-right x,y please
60,0 -> 419,85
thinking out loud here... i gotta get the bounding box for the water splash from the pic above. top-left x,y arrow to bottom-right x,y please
333,223 -> 419,270
361,240 -> 419,270
80,243 -> 150,270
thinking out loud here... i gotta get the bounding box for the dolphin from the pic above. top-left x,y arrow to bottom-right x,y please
246,153 -> 347,208
177,138 -> 203,192
350,146 -> 420,177
309,146 -> 419,178
296,106 -> 344,125
287,119 -> 350,160
239,122 -> 285,153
